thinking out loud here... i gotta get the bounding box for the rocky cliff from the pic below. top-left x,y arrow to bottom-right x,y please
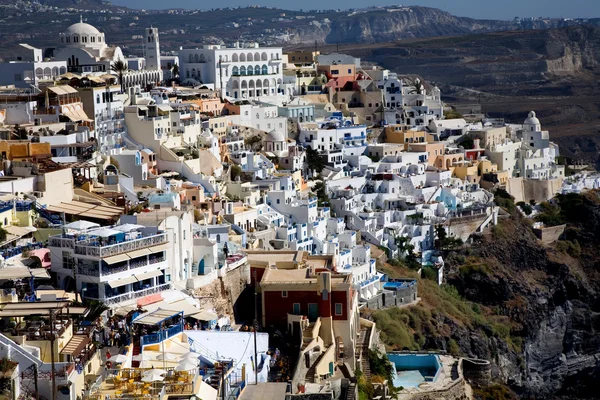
371,191 -> 600,398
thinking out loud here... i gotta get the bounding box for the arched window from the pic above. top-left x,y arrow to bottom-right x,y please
240,66 -> 246,76
232,53 -> 239,62
254,65 -> 260,75
247,66 -> 253,76
239,53 -> 246,62
247,53 -> 253,62
189,54 -> 193,63
262,65 -> 268,75
232,66 -> 239,75
261,52 -> 268,61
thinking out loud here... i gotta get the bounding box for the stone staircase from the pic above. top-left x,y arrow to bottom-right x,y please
306,349 -> 329,383
357,326 -> 372,378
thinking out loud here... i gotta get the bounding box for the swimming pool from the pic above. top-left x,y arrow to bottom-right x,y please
387,353 -> 441,389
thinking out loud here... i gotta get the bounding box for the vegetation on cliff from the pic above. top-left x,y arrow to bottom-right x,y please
369,190 -> 600,398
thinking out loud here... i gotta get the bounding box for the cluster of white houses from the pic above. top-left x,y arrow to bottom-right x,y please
0,17 -> 569,400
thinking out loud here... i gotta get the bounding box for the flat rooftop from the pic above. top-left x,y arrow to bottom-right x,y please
261,268 -> 350,285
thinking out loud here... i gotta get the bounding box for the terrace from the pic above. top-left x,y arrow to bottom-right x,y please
86,367 -> 199,400
49,225 -> 168,258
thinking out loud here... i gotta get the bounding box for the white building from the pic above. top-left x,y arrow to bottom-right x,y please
54,19 -> 162,87
0,44 -> 67,88
49,223 -> 171,308
178,43 -> 284,99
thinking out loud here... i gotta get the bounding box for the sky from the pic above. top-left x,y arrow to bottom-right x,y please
109,0 -> 600,20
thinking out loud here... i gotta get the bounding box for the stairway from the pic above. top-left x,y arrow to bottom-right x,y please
357,326 -> 372,378
346,382 -> 356,400
32,201 -> 62,225
131,341 -> 141,368
306,350 -> 329,383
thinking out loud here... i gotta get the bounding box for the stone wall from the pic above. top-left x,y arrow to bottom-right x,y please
364,284 -> 417,310
192,263 -> 250,321
507,177 -> 563,204
462,358 -> 491,387
446,213 -> 489,242
403,378 -> 468,400
533,224 -> 566,244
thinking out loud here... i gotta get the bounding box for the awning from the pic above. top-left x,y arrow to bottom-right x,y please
148,243 -> 170,253
192,310 -> 218,321
160,299 -> 200,317
157,104 -> 173,112
60,335 -> 90,356
136,270 -> 163,282
107,276 -> 137,288
5,226 -> 36,237
127,248 -> 151,258
0,267 -> 31,280
104,253 -> 130,265
133,308 -> 182,326
30,268 -> 50,279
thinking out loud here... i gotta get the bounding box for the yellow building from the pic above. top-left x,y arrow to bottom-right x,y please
453,161 -> 480,183
0,141 -> 52,161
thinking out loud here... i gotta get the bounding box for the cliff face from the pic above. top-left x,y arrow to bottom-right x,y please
372,191 -> 600,399
289,7 -> 599,44
444,191 -> 600,398
343,26 -> 600,93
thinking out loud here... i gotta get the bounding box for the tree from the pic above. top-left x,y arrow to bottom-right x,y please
410,78 -> 424,94
230,164 -> 242,181
313,180 -> 329,207
244,135 -> 263,152
171,63 -> 180,80
110,59 -> 128,93
306,147 -> 326,174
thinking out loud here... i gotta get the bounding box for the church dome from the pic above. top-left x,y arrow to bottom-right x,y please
65,22 -> 100,36
266,130 -> 285,142
524,111 -> 540,126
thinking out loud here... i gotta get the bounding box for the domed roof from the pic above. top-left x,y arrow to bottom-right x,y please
266,130 -> 285,142
524,111 -> 540,126
65,22 -> 100,36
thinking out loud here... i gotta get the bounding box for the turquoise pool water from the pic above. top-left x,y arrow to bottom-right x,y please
387,353 -> 441,389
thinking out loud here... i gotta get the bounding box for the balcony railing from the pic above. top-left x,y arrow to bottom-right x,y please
74,233 -> 168,257
104,283 -> 172,306
141,323 -> 183,347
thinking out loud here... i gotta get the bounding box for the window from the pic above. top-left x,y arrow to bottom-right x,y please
293,303 -> 301,315
282,291 -> 288,298
62,251 -> 74,270
192,196 -> 197,201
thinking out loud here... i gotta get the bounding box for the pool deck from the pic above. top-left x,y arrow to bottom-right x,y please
395,355 -> 468,399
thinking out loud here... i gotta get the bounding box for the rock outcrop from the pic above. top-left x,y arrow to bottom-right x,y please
442,191 -> 600,398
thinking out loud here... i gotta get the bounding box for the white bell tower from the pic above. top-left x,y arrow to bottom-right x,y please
144,27 -> 161,71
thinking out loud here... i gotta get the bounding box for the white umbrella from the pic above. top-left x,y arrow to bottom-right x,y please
142,368 -> 167,376
88,227 -> 121,238
156,353 -> 178,361
175,359 -> 198,371
141,371 -> 165,383
108,354 -> 128,363
64,220 -> 100,230
179,351 -> 199,360
113,224 -> 144,232
132,353 -> 154,362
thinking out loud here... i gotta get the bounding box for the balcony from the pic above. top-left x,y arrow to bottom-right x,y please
140,323 -> 183,347
74,233 -> 168,258
103,282 -> 172,306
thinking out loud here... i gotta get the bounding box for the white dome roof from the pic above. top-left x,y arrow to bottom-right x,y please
524,111 -> 540,126
266,130 -> 285,142
65,22 -> 100,36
